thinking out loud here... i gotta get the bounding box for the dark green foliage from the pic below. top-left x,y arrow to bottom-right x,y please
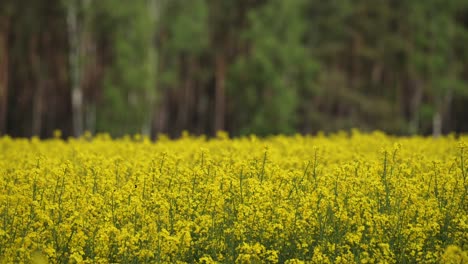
92,0 -> 156,136
228,0 -> 317,135
1,0 -> 468,138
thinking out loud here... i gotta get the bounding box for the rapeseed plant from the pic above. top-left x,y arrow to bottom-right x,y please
0,131 -> 466,263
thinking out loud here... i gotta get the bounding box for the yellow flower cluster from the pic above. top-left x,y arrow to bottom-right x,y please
0,131 -> 467,263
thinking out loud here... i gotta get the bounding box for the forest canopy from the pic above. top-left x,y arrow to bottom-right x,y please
1,0 -> 468,138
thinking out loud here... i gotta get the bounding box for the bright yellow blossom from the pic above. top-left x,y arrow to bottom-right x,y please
0,131 -> 466,263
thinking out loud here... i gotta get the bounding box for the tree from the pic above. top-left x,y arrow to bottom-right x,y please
92,0 -> 157,136
65,0 -> 84,137
0,1 -> 12,135
228,0 -> 317,135
1,0 -> 468,138
154,0 -> 209,136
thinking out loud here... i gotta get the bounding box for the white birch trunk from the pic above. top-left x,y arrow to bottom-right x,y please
67,0 -> 83,137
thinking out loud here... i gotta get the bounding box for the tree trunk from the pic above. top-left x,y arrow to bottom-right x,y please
350,34 -> 362,89
194,62 -> 206,135
443,89 -> 453,132
32,84 -> 44,137
176,55 -> 188,132
0,17 -> 9,135
147,0 -> 159,137
432,110 -> 442,138
432,89 -> 453,137
409,79 -> 423,134
214,51 -> 226,133
67,0 -> 83,137
85,102 -> 96,133
31,34 -> 45,137
152,88 -> 168,137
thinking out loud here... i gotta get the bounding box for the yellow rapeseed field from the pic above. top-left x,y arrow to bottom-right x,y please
0,131 -> 467,263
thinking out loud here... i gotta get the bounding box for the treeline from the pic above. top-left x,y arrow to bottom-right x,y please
1,0 -> 468,138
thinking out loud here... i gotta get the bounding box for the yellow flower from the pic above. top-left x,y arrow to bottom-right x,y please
0,132 -> 466,263
441,245 -> 468,264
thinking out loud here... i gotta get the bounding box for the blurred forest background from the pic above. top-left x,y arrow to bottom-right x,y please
1,0 -> 468,138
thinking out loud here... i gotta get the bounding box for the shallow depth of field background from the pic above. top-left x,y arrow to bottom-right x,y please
1,0 -> 468,138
